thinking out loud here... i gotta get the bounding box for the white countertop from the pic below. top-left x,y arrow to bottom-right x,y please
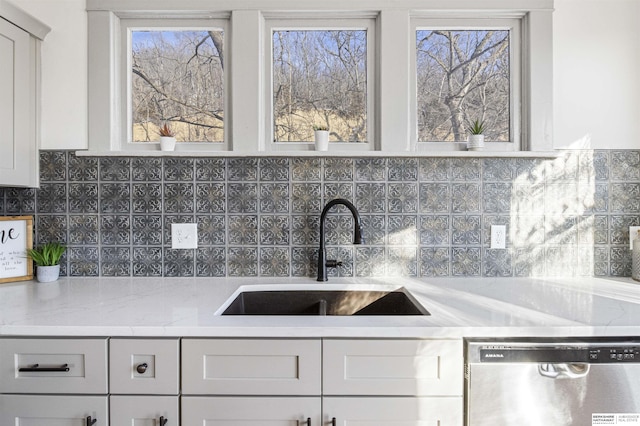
1,276 -> 639,338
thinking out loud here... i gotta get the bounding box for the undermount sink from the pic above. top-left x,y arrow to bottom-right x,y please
220,287 -> 430,316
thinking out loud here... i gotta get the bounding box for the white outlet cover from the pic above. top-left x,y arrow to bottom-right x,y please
171,223 -> 198,249
490,225 -> 507,249
630,226 -> 640,249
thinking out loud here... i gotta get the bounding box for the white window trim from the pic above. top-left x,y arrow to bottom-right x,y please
410,16 -> 522,151
86,0 -> 554,156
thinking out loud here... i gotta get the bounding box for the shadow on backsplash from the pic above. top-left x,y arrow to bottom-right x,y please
0,150 -> 638,278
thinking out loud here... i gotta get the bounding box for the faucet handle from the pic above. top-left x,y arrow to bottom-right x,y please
325,259 -> 343,268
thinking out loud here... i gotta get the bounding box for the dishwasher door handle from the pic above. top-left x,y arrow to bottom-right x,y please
538,362 -> 590,379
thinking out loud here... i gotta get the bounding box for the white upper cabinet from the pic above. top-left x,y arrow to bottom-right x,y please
0,0 -> 49,187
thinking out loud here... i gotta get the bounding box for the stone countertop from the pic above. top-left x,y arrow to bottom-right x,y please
0,276 -> 639,338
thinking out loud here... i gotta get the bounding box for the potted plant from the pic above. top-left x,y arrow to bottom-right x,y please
27,242 -> 66,283
467,119 -> 485,151
313,124 -> 330,151
159,123 -> 176,151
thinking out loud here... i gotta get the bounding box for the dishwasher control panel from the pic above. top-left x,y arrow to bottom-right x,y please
474,344 -> 640,364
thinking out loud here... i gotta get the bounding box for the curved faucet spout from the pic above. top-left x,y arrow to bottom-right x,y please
317,198 -> 364,281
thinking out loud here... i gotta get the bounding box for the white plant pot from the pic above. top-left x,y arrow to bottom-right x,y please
314,130 -> 329,151
467,134 -> 485,151
36,265 -> 60,283
160,136 -> 176,151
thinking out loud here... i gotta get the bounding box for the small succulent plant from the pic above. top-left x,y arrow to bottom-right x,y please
159,123 -> 175,137
28,242 -> 66,266
313,124 -> 329,131
467,119 -> 486,135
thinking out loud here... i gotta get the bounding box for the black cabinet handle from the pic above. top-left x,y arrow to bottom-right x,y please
86,416 -> 97,426
297,418 -> 311,426
136,363 -> 148,374
331,418 -> 336,426
18,363 -> 70,372
159,416 -> 168,426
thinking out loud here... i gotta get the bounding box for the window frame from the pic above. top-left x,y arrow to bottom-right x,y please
265,16 -> 377,152
410,16 -> 522,152
86,0 -> 554,156
120,18 -> 229,152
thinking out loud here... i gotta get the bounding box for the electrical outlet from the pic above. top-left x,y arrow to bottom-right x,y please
171,223 -> 198,249
490,225 -> 506,249
630,226 -> 640,249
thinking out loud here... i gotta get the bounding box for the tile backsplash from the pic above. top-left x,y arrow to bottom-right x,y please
1,150 -> 638,278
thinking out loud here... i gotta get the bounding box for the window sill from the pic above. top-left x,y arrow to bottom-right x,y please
74,149 -> 560,158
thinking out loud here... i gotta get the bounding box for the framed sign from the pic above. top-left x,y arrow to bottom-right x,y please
0,216 -> 34,283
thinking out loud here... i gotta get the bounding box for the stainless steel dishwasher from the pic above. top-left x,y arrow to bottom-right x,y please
466,339 -> 640,426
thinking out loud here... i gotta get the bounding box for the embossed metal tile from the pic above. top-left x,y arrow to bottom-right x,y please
259,158 -> 290,181
291,158 -> 321,181
163,158 -> 195,181
37,183 -> 68,213
100,157 -> 131,181
132,158 -> 162,181
196,247 -> 226,277
324,158 -> 354,181
355,158 -> 386,181
419,158 -> 450,182
610,151 -> 640,181
40,151 -> 67,182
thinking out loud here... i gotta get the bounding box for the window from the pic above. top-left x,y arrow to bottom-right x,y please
266,18 -> 376,151
119,19 -> 228,152
87,2 -> 553,155
411,18 -> 521,150
131,29 -> 225,143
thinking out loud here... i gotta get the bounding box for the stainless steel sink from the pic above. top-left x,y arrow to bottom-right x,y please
220,288 -> 429,316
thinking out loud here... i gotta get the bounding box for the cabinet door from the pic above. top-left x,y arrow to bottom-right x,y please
182,396 -> 320,426
323,397 -> 462,426
323,339 -> 463,396
0,395 -> 108,425
0,18 -> 38,188
111,396 -> 179,426
182,339 -> 321,395
110,338 -> 180,395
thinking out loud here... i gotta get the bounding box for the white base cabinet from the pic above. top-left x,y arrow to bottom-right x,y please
0,337 -> 463,426
0,394 -> 108,426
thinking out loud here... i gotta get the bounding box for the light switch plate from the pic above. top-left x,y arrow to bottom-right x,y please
171,223 -> 198,249
630,226 -> 640,249
490,225 -> 506,249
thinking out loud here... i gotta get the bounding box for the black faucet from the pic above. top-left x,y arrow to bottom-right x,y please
317,198 -> 364,281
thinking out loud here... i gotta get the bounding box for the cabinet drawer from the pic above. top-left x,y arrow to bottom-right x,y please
111,395 -> 179,426
0,338 -> 108,394
182,396 -> 320,425
182,339 -> 321,395
110,338 -> 179,394
323,339 -> 463,396
0,395 -> 108,425
323,396 -> 462,425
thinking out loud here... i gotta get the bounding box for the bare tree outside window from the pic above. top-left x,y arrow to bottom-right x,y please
416,30 -> 510,142
131,30 -> 224,143
273,30 -> 367,143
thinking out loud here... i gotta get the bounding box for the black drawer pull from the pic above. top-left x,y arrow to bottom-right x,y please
86,416 -> 97,426
136,362 -> 148,374
18,363 -> 70,372
332,418 -> 336,426
159,416 -> 168,426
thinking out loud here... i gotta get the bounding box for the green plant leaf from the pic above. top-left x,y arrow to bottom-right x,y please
27,242 -> 66,266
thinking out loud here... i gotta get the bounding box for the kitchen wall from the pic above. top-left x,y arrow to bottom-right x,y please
12,0 -> 640,151
1,150 -> 637,278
